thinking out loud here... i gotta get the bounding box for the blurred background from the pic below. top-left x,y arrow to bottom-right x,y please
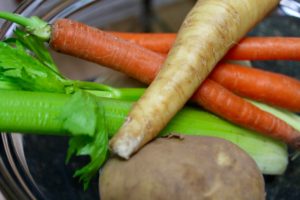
0,1 -> 19,12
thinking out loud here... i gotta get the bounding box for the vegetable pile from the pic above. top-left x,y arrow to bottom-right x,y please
0,0 -> 299,195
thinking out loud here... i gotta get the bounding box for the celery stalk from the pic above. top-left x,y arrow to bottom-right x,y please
0,90 -> 288,175
0,90 -> 69,134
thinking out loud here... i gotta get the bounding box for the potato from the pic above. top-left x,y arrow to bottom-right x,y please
100,135 -> 265,200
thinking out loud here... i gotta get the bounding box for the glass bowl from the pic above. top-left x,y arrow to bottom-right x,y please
0,0 -> 300,199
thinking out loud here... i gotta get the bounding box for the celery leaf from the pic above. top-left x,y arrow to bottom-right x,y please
13,28 -> 59,73
61,91 -> 109,190
60,91 -> 98,137
0,40 -> 67,92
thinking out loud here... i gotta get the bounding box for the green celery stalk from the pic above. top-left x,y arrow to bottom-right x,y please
0,90 -> 288,175
0,90 -> 69,134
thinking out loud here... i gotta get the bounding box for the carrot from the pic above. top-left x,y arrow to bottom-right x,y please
50,19 -> 163,84
225,37 -> 300,60
210,63 -> 300,112
109,32 -> 175,55
191,79 -> 300,149
110,32 -> 300,61
108,0 -> 280,158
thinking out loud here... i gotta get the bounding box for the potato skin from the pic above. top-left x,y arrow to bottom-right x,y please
100,135 -> 265,200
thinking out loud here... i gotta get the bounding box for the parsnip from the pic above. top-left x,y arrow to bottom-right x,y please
109,0 -> 280,159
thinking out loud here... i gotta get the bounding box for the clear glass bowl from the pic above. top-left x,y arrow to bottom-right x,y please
0,0 -> 300,199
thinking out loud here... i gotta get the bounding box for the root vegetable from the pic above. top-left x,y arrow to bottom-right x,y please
192,79 -> 300,148
109,32 -> 175,55
210,63 -> 300,112
100,135 -> 265,200
111,32 -> 300,61
109,0 -> 280,158
50,19 -> 161,84
225,37 -> 300,60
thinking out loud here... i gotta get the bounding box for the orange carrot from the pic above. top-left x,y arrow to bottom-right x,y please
225,37 -> 300,60
191,79 -> 300,149
110,32 -> 300,61
210,63 -> 300,112
50,19 -> 164,84
109,32 -> 175,55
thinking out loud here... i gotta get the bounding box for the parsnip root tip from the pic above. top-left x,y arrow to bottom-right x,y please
109,135 -> 141,159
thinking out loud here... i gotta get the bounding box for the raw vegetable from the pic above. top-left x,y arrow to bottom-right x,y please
1,9 -> 297,150
226,37 -> 300,60
0,11 -> 164,84
192,79 -> 300,149
0,1 -> 281,158
111,32 -> 300,61
109,0 -> 280,158
100,136 -> 265,200
0,28 -> 142,97
0,89 -> 288,176
0,30 -> 143,189
109,32 -> 175,55
210,63 -> 300,112
251,100 -> 300,132
50,19 -> 162,84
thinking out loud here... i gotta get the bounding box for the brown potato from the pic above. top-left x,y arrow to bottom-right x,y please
100,135 -> 265,200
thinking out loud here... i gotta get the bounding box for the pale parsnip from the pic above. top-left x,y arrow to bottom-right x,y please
109,0 -> 280,159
